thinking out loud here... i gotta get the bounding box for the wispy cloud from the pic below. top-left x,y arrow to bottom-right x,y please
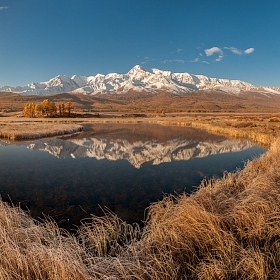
0,6 -> 8,10
141,44 -> 253,67
140,56 -> 185,66
224,47 -> 242,55
225,46 -> 254,55
162,59 -> 185,64
191,53 -> 203,63
174,59 -> 185,63
244,47 -> 255,54
140,56 -> 154,65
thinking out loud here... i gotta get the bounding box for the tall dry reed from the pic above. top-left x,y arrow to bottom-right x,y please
0,203 -> 90,280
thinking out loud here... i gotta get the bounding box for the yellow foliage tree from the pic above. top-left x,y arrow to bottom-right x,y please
66,102 -> 73,117
23,103 -> 36,117
40,99 -> 57,117
23,100 -> 74,118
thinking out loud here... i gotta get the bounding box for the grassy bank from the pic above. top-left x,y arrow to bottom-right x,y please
0,122 -> 83,140
1,137 -> 280,279
155,114 -> 280,146
1,113 -> 279,145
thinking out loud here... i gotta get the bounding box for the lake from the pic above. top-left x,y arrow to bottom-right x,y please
0,123 -> 265,230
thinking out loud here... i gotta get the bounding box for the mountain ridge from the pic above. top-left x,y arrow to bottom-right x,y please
1,65 -> 279,96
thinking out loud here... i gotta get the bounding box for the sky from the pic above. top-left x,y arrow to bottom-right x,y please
0,0 -> 279,87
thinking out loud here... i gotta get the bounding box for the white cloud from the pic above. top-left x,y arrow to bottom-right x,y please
176,48 -> 183,54
224,46 -> 255,55
244,47 -> 255,54
0,6 -> 8,10
196,45 -> 255,64
215,55 -> 224,62
204,47 -> 224,62
204,47 -> 223,56
224,47 -> 242,55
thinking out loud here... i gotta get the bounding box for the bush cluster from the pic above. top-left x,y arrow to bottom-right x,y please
23,99 -> 73,117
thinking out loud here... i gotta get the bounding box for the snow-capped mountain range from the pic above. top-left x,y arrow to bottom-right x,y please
21,137 -> 253,169
1,65 -> 279,96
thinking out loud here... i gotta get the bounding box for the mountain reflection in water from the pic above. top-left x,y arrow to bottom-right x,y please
0,123 -> 265,230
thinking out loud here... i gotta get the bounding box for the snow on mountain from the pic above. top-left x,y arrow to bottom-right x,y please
23,136 -> 253,169
1,65 -> 279,96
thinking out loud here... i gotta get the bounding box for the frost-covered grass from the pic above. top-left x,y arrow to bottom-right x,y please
0,122 -> 83,140
1,138 -> 280,279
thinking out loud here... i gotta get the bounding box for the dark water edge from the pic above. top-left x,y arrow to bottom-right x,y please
0,124 -> 265,231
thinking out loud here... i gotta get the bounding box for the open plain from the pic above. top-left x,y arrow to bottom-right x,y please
1,89 -> 280,145
0,93 -> 280,279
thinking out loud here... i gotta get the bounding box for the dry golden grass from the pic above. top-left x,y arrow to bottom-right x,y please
0,121 -> 83,140
152,113 -> 280,146
2,112 -> 280,145
0,203 -> 90,280
1,137 -> 280,278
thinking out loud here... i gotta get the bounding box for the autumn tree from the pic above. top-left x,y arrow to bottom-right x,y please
66,102 -> 73,116
58,102 -> 73,117
23,103 -> 36,117
58,104 -> 62,116
35,104 -> 42,117
23,100 -> 74,118
58,103 -> 65,116
40,99 -> 57,117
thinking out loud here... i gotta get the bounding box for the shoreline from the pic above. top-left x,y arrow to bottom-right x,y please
0,113 -> 279,145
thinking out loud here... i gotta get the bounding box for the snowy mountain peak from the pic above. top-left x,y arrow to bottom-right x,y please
129,64 -> 148,72
1,65 -> 279,96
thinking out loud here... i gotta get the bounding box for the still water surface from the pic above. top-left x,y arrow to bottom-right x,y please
0,123 -> 265,229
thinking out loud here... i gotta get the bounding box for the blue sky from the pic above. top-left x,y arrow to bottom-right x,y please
0,0 -> 279,87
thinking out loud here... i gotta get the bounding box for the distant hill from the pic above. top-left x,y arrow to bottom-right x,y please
1,89 -> 280,113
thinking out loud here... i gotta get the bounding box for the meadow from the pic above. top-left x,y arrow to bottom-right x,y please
0,112 -> 279,279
